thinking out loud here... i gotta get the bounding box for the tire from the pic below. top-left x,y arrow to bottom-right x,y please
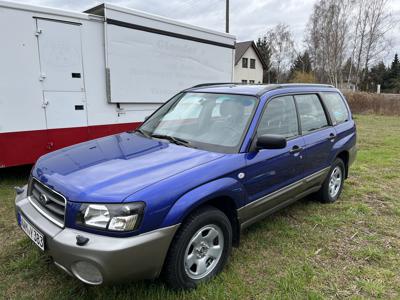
318,158 -> 345,203
163,205 -> 232,290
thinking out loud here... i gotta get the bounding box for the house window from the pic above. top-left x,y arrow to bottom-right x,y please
242,58 -> 248,68
241,80 -> 248,84
249,80 -> 255,84
250,59 -> 256,69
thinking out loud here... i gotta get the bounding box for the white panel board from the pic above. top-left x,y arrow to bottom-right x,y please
0,6 -> 46,133
44,91 -> 87,129
37,19 -> 84,92
106,24 -> 234,103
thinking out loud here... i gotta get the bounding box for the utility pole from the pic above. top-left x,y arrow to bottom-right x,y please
225,0 -> 229,33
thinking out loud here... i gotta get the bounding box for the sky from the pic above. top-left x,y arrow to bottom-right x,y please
8,0 -> 400,64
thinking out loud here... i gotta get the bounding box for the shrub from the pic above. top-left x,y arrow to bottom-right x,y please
342,92 -> 400,116
290,71 -> 316,83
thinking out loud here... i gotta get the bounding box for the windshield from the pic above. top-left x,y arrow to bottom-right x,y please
139,92 -> 258,153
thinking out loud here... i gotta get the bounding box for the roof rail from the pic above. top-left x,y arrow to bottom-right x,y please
277,83 -> 335,88
189,82 -> 238,89
255,83 -> 335,96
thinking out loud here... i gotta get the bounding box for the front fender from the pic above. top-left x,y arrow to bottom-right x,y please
160,177 -> 247,228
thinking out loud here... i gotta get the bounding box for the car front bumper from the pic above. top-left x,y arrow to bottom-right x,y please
15,186 -> 179,285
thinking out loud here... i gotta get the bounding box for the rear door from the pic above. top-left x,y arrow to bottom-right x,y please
294,94 -> 336,177
36,19 -> 88,147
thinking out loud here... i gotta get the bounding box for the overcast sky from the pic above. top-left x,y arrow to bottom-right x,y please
9,0 -> 400,64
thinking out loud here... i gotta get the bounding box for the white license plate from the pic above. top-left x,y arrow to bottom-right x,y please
20,215 -> 45,251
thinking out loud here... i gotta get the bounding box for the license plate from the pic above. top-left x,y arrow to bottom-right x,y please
20,215 -> 45,251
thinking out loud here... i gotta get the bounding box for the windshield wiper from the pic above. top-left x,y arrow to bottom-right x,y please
151,134 -> 192,147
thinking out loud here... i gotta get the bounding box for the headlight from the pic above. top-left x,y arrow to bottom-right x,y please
77,202 -> 145,232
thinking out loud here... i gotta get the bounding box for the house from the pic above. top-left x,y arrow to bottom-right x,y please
234,41 -> 266,84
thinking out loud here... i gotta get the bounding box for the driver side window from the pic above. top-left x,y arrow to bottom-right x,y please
257,96 -> 299,139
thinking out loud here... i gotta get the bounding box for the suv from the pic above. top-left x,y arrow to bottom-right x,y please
15,83 -> 356,289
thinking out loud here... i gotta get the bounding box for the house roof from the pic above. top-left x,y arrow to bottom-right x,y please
235,41 -> 267,69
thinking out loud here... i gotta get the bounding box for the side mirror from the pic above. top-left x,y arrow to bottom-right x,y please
256,134 -> 287,150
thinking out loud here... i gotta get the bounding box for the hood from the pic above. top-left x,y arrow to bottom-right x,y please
33,132 -> 224,203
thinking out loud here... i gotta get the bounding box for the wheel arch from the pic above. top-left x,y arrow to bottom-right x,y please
336,150 -> 349,178
160,177 -> 246,247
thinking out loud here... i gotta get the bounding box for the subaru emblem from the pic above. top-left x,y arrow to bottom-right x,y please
39,193 -> 49,205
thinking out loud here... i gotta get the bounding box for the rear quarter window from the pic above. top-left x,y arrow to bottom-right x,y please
321,92 -> 349,125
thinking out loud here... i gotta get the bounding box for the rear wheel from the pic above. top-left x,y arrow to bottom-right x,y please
318,158 -> 345,203
163,206 -> 232,289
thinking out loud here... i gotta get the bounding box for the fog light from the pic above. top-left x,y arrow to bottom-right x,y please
71,261 -> 103,285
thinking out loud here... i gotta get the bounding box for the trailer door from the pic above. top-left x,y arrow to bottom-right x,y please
36,19 -> 88,147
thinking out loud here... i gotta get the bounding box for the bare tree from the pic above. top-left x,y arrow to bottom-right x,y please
307,0 -> 394,89
262,24 -> 296,83
361,0 -> 393,89
348,0 -> 393,89
306,0 -> 351,87
347,0 -> 367,88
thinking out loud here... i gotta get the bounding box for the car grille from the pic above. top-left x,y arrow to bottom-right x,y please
28,177 -> 66,227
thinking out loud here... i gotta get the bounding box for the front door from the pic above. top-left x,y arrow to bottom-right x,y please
36,19 -> 88,148
242,95 -> 305,219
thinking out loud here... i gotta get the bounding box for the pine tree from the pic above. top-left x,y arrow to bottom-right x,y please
256,37 -> 272,69
390,53 -> 400,78
368,61 -> 388,91
388,53 -> 400,92
289,51 -> 312,80
256,37 -> 273,83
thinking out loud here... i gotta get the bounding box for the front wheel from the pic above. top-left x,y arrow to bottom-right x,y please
163,206 -> 232,289
318,158 -> 345,203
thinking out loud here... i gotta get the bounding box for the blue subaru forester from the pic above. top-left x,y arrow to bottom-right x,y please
15,83 -> 356,289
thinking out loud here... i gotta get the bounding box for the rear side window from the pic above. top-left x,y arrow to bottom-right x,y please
322,92 -> 349,124
258,95 -> 299,139
295,94 -> 328,134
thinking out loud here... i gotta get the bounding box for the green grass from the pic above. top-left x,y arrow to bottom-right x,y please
1,114 -> 400,299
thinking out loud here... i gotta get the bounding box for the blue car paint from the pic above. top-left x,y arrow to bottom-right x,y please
33,133 -> 224,203
243,136 -> 307,204
159,177 -> 247,228
31,85 -> 356,237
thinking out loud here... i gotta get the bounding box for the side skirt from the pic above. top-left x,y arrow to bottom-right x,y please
237,167 -> 330,230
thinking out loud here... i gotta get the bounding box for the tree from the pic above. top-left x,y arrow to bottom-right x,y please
289,51 -> 312,80
256,37 -> 273,83
366,61 -> 388,91
389,54 -> 400,78
289,71 -> 316,83
342,58 -> 356,88
387,54 -> 400,92
305,0 -> 393,90
305,0 -> 351,86
259,23 -> 296,83
346,0 -> 393,89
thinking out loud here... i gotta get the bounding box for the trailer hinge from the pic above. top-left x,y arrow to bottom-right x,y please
42,99 -> 49,108
35,29 -> 43,36
39,73 -> 46,81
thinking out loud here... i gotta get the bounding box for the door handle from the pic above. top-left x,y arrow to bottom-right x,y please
290,145 -> 303,154
327,133 -> 337,141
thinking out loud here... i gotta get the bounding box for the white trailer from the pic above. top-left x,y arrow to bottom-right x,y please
0,1 -> 235,168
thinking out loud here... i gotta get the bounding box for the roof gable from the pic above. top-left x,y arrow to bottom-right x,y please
235,41 -> 267,69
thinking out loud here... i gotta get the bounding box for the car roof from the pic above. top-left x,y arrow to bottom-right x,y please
185,83 -> 337,97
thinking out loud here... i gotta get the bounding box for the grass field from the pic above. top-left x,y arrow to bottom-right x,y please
1,115 -> 400,299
